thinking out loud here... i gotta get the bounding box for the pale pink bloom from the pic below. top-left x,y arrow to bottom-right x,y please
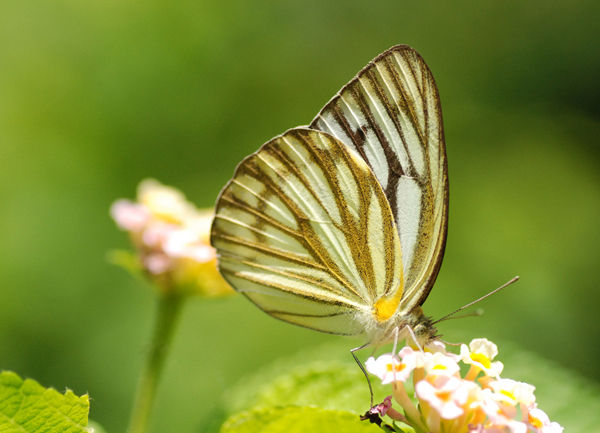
110,179 -> 233,296
424,351 -> 461,377
528,408 -> 563,433
143,253 -> 172,274
461,338 -> 504,377
415,376 -> 474,420
110,200 -> 149,232
366,353 -> 414,384
142,221 -> 176,249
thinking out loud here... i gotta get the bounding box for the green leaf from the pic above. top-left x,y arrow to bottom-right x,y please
225,342 -> 391,417
221,406 -> 382,433
202,347 -> 395,433
227,360 -> 386,415
0,371 -> 89,433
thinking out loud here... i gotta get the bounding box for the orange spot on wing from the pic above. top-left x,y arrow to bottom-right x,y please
373,283 -> 404,322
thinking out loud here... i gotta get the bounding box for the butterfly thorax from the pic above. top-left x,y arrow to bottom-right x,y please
365,306 -> 438,347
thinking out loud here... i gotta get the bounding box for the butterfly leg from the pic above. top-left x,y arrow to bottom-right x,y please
391,326 -> 401,383
350,342 -> 374,408
404,325 -> 424,352
391,326 -> 399,355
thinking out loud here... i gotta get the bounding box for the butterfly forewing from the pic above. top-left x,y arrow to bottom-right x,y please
211,128 -> 404,335
310,45 -> 448,312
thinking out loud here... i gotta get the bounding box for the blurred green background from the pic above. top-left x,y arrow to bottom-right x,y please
1,0 -> 598,432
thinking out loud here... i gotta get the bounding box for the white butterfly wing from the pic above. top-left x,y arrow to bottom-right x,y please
310,45 -> 448,312
211,128 -> 404,335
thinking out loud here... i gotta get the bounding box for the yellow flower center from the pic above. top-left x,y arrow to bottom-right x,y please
470,352 -> 491,369
386,363 -> 406,372
500,389 -> 516,402
528,414 -> 543,428
437,391 -> 452,402
432,364 -> 447,370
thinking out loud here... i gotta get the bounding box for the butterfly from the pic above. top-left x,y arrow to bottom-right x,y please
210,45 -> 447,350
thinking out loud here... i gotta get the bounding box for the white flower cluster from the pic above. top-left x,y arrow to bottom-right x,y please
110,179 -> 231,296
365,339 -> 562,433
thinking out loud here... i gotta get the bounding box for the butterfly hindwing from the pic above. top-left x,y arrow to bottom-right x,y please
310,45 -> 448,312
211,128 -> 404,335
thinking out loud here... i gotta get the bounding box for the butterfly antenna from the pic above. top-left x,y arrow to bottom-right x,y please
433,276 -> 519,325
441,308 -> 484,322
351,343 -> 374,408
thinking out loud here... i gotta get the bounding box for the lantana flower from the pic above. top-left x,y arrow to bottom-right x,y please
365,338 -> 563,433
416,376 -> 474,419
527,408 -> 563,433
423,351 -> 461,378
461,338 -> 504,379
488,378 -> 536,408
365,353 -> 415,384
110,179 -> 233,297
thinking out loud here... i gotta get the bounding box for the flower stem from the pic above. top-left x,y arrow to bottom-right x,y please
465,365 -> 480,381
393,382 -> 428,433
127,293 -> 185,433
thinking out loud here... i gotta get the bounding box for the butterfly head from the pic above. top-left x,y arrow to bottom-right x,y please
407,308 -> 438,344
